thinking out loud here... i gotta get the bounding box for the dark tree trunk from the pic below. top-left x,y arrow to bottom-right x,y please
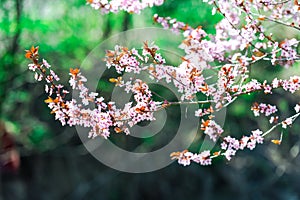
0,0 -> 23,117
122,13 -> 131,31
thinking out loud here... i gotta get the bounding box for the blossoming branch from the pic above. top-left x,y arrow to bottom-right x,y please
26,0 -> 300,166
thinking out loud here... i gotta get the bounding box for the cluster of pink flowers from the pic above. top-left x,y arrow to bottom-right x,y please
28,56 -> 115,138
220,129 -> 264,160
87,0 -> 164,14
236,76 -> 300,95
251,102 -> 278,117
201,119 -> 224,142
155,0 -> 300,68
171,128 -> 265,166
153,14 -> 192,35
251,102 -> 281,125
26,0 -> 300,167
171,150 -> 212,166
114,78 -> 159,128
26,47 -> 161,139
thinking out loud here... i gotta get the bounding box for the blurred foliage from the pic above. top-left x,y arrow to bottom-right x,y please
1,0 -> 300,199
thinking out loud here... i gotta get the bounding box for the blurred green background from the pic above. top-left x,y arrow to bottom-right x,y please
1,0 -> 300,199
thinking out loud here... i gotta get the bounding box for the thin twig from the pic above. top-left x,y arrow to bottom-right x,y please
262,112 -> 300,137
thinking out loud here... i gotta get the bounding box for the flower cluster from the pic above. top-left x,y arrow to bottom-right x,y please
87,0 -> 164,14
171,128 -> 265,166
170,150 -> 212,166
251,102 -> 278,117
201,119 -> 224,142
237,76 -> 300,95
113,78 -> 159,128
153,14 -> 192,35
25,47 -> 162,139
155,0 -> 300,68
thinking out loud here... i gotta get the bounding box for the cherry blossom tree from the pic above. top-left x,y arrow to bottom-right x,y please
26,0 -> 300,167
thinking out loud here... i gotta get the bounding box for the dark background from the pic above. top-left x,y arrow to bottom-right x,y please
1,0 -> 300,199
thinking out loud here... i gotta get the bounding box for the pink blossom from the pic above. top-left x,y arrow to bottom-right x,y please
295,104 -> 300,113
201,120 -> 224,142
177,151 -> 194,166
282,117 -> 293,129
192,150 -> 212,166
251,103 -> 278,117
